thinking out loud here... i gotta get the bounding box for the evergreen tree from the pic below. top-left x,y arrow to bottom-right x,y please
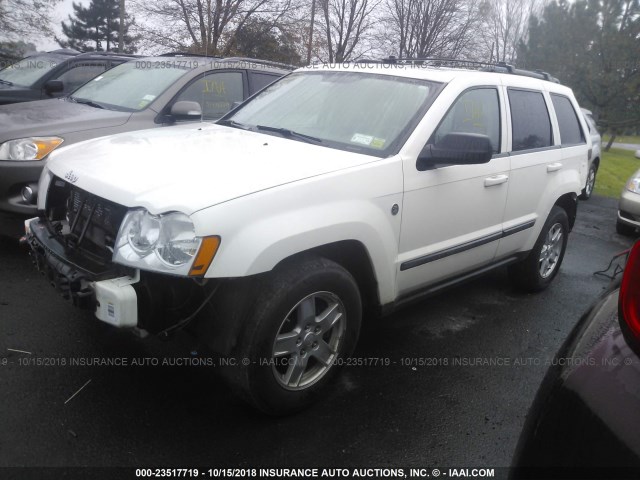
57,0 -> 138,53
518,0 -> 640,141
228,20 -> 303,66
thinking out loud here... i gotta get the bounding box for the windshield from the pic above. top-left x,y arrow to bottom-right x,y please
227,71 -> 441,157
70,60 -> 190,112
0,54 -> 64,87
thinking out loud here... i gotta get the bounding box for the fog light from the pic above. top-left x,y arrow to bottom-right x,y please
21,184 -> 37,204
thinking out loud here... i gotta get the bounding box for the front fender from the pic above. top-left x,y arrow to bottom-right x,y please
190,158 -> 404,305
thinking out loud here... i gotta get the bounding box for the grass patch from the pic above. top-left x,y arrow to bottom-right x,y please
602,134 -> 640,145
595,148 -> 640,198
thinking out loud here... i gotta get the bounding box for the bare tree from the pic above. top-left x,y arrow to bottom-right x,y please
130,0 -> 295,55
0,0 -> 60,41
317,0 -> 380,62
478,0 -> 543,64
383,0 -> 479,59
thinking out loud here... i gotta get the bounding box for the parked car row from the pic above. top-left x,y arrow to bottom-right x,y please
0,52 -> 292,235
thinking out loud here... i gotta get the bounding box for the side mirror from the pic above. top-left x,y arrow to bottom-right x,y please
417,133 -> 493,171
43,80 -> 64,95
170,101 -> 202,119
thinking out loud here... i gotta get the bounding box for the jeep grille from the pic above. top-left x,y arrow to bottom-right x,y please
45,176 -> 127,264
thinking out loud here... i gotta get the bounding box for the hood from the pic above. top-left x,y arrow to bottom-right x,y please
46,123 -> 379,215
0,98 -> 131,140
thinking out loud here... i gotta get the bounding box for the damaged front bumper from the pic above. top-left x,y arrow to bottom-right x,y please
25,217 -> 140,328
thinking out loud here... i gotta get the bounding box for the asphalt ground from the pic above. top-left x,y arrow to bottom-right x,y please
0,195 -> 635,478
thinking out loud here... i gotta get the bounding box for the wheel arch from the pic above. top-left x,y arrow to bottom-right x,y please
274,239 -> 381,312
554,192 -> 578,230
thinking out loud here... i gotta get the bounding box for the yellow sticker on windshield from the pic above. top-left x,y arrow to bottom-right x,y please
138,100 -> 150,109
371,137 -> 386,149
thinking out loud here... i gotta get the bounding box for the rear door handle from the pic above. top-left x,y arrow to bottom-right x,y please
547,162 -> 563,173
484,174 -> 509,187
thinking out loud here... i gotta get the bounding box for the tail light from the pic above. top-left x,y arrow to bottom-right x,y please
619,241 -> 640,338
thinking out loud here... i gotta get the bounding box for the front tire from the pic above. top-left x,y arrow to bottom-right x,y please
509,206 -> 569,292
226,256 -> 362,415
579,164 -> 597,200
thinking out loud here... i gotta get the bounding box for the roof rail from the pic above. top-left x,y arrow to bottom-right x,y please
47,48 -> 81,55
481,61 -> 560,83
158,53 -> 296,70
75,51 -> 141,58
374,56 -> 560,84
222,57 -> 297,71
382,56 -> 496,67
158,52 -> 223,58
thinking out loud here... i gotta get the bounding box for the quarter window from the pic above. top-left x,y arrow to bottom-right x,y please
431,88 -> 501,153
551,94 -> 585,145
508,89 -> 552,151
249,72 -> 279,93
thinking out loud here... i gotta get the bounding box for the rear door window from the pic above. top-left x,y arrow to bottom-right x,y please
551,94 -> 585,145
508,89 -> 552,151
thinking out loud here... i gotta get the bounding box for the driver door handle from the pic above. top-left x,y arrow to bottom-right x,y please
484,174 -> 509,187
547,162 -> 563,172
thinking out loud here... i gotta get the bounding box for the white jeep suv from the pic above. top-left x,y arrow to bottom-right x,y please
24,61 -> 590,414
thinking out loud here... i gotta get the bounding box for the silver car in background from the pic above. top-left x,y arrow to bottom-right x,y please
580,108 -> 601,200
617,150 -> 640,236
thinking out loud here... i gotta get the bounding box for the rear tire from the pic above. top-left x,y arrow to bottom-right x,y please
579,164 -> 597,200
616,219 -> 637,237
224,256 -> 362,415
509,206 -> 569,292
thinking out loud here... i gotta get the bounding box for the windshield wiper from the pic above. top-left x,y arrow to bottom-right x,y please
256,125 -> 322,144
69,96 -> 105,109
0,78 -> 13,86
218,119 -> 251,130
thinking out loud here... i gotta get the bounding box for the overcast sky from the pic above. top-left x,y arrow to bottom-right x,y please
38,0 -> 89,51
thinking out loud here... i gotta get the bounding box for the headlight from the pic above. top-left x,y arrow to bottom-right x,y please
125,209 -> 161,255
0,137 -> 63,160
626,175 -> 640,194
114,209 -> 220,276
157,213 -> 201,266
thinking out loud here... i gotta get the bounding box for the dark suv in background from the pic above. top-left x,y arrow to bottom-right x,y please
0,49 -> 136,105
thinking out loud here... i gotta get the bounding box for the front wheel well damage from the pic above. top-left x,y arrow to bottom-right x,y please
275,240 -> 380,311
192,240 -> 380,356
